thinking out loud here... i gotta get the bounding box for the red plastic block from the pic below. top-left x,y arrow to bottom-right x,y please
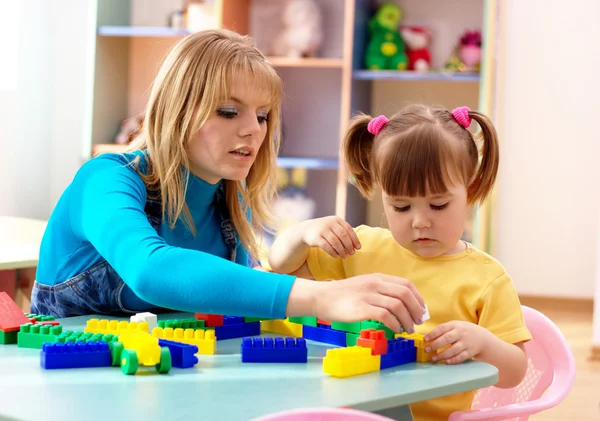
356,329 -> 388,355
317,318 -> 331,326
194,313 -> 224,327
40,321 -> 60,327
0,292 -> 30,332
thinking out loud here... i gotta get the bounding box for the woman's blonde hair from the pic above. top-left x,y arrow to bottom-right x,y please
128,28 -> 283,262
343,104 -> 499,206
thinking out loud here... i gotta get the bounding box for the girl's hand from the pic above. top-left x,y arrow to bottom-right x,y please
300,216 -> 361,258
310,273 -> 426,333
424,321 -> 495,364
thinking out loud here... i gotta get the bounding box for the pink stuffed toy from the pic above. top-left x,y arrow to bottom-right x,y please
400,26 -> 431,72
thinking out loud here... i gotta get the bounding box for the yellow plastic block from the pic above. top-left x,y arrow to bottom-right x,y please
152,327 -> 216,355
118,329 -> 161,366
260,319 -> 303,338
323,346 -> 380,378
395,332 -> 449,362
84,318 -> 148,335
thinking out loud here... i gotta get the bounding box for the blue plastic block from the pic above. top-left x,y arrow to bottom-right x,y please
222,316 -> 244,325
214,321 -> 260,341
380,338 -> 417,370
302,325 -> 347,347
41,341 -> 112,369
158,339 -> 199,368
241,337 -> 307,363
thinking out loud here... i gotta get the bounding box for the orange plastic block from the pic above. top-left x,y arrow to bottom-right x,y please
152,327 -> 216,355
260,319 -> 303,338
356,329 -> 388,355
323,346 -> 380,378
84,318 -> 148,335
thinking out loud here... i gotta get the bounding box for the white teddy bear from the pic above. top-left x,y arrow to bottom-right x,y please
270,0 -> 323,58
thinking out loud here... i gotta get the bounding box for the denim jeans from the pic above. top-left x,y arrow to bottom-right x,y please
31,184 -> 237,317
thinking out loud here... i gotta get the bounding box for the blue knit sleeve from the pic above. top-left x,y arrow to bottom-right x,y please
67,155 -> 295,318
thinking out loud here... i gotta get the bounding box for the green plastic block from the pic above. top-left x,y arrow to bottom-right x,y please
243,317 -> 272,323
288,316 -> 317,327
331,321 -> 362,334
158,319 -> 205,330
346,332 -> 360,347
360,320 -> 396,339
24,314 -> 55,322
0,329 -> 18,344
17,324 -> 64,349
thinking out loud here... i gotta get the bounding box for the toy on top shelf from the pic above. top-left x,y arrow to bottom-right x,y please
400,26 -> 431,72
364,3 -> 408,70
241,337 -> 308,363
445,30 -> 482,73
269,0 -> 323,58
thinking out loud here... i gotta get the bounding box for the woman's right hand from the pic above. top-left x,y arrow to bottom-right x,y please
287,274 -> 426,334
299,216 -> 361,258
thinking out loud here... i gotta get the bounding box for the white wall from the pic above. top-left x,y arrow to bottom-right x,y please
0,0 -> 95,219
495,0 -> 600,298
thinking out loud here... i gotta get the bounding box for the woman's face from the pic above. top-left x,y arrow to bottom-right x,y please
187,73 -> 272,184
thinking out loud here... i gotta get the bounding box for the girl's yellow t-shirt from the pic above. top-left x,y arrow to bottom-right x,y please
306,225 -> 531,421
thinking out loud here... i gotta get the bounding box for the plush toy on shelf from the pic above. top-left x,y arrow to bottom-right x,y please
400,26 -> 431,72
364,2 -> 408,70
270,0 -> 323,58
445,30 -> 482,73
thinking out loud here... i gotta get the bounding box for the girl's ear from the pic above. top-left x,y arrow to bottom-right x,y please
291,167 -> 307,187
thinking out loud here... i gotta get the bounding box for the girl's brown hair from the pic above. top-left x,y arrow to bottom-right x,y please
343,104 -> 499,205
127,28 -> 283,262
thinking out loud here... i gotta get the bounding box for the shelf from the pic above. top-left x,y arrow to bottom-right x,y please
97,26 -> 191,37
92,144 -> 338,170
266,57 -> 344,69
352,70 -> 480,82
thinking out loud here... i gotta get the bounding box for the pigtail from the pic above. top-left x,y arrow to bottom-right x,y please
467,110 -> 499,204
342,113 -> 377,198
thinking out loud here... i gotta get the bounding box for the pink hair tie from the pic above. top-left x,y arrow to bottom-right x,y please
367,115 -> 389,135
451,106 -> 472,128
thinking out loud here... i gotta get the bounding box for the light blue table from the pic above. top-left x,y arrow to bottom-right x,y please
0,313 -> 498,421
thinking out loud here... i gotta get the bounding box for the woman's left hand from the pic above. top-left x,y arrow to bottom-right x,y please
424,321 -> 494,364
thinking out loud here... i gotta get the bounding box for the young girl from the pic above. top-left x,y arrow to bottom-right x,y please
30,29 -> 425,333
268,104 -> 531,421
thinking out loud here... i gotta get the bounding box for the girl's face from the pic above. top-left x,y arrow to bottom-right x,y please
382,181 -> 469,258
186,73 -> 271,184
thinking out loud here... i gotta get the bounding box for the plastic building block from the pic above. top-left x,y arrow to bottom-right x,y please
346,333 -> 359,347
115,329 -> 171,374
152,327 -> 216,354
380,338 -> 417,370
302,325 -> 346,347
241,337 -> 307,363
360,320 -> 396,339
215,321 -> 260,341
0,329 -> 17,344
422,305 -> 430,322
288,316 -> 317,327
41,341 -> 112,369
395,332 -> 434,362
356,329 -> 388,355
243,317 -> 273,323
18,324 -> 64,349
157,319 -> 205,330
158,339 -> 198,368
317,319 -> 331,326
84,318 -> 148,335
130,312 -> 157,331
194,313 -> 224,327
40,321 -> 60,327
331,321 -> 362,334
56,331 -> 118,344
323,346 -> 380,378
0,292 -> 30,332
260,319 -> 303,338
222,316 -> 244,325
25,314 -> 56,323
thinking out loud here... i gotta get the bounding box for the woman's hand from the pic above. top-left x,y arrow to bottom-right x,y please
299,216 -> 361,258
424,321 -> 494,364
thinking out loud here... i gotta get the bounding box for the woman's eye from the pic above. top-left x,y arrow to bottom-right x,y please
217,109 -> 237,119
393,206 -> 410,213
431,203 -> 449,211
257,115 -> 269,124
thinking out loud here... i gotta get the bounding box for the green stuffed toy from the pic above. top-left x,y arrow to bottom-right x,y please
365,3 -> 408,70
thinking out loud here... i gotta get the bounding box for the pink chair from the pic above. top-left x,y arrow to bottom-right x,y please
449,305 -> 576,421
250,407 -> 395,421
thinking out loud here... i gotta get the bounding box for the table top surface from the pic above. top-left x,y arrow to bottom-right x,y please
0,216 -> 47,269
0,313 -> 498,421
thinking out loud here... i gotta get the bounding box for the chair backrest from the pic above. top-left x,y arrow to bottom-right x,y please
249,407 -> 395,421
470,305 -> 576,420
